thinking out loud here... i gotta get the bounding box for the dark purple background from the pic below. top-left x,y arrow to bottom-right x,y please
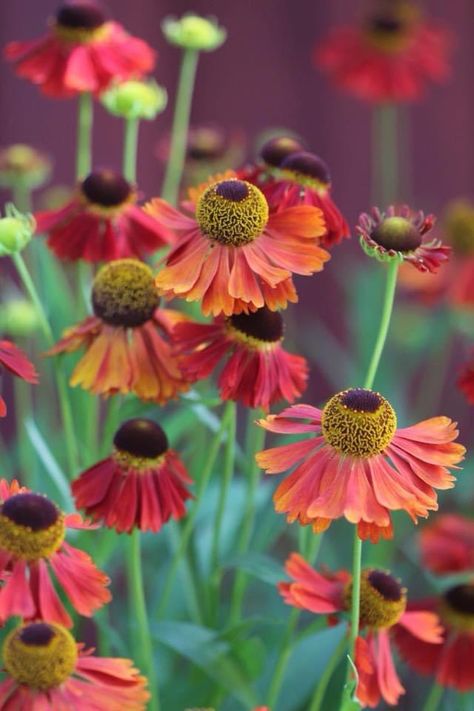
1,0 -> 473,221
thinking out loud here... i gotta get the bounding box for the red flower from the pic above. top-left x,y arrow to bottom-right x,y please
0,340 -> 38,417
394,587 -> 474,692
256,389 -> 465,542
458,354 -> 474,405
145,173 -> 329,316
357,205 -> 450,273
419,514 -> 474,575
35,170 -> 173,262
172,307 -> 308,410
241,146 -> 350,249
47,259 -> 190,402
4,1 -> 155,98
72,418 -> 193,533
315,4 -> 452,103
0,621 -> 149,710
0,481 -> 110,627
280,553 -> 442,708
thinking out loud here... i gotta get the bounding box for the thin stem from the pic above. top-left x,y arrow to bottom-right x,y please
209,400 -> 237,623
76,92 -> 93,180
100,397 -> 122,459
229,409 -> 265,625
345,532 -> 362,684
363,260 -> 399,390
421,683 -> 444,711
12,252 -> 79,476
126,530 -> 160,711
309,635 -> 347,711
372,104 -> 398,205
123,117 -> 140,183
161,49 -> 199,204
156,407 -> 231,617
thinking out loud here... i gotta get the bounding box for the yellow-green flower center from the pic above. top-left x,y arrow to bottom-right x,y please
4,622 -> 78,690
0,492 -> 65,561
371,216 -> 422,253
345,569 -> 407,629
92,259 -> 159,327
321,388 -> 397,458
196,179 -> 269,247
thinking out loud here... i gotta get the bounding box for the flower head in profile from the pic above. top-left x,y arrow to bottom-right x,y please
0,144 -> 51,191
101,79 -> 168,121
72,418 -> 193,533
146,174 -> 329,316
256,388 -> 465,542
173,307 -> 308,410
162,13 -> 226,52
315,0 -> 452,103
0,621 -> 149,710
5,1 -> 155,98
419,514 -> 474,575
0,480 -> 110,627
0,203 -> 35,257
47,259 -> 190,402
280,553 -> 442,708
357,205 -> 450,272
242,144 -> 350,249
0,340 -> 38,417
35,169 -> 173,262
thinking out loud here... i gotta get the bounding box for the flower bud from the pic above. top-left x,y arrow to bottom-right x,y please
101,79 -> 167,121
161,14 -> 226,52
0,145 -> 51,190
0,205 -> 35,257
0,299 -> 41,338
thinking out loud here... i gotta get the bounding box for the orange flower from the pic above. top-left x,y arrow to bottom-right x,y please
256,388 -> 465,542
280,553 -> 443,708
0,621 -> 149,710
146,174 -> 329,316
47,259 -> 189,402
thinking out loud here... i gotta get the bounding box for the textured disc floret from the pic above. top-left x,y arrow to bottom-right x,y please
371,216 -> 422,252
345,569 -> 407,628
260,136 -> 305,167
4,622 -> 78,690
322,388 -> 397,457
0,492 -> 65,560
196,179 -> 269,246
441,583 -> 474,632
56,2 -> 107,31
229,307 -> 284,344
114,418 -> 169,459
92,259 -> 159,327
280,151 -> 331,188
81,170 -> 132,208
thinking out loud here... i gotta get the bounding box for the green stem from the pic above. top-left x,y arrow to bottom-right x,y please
309,635 -> 347,711
100,397 -> 122,459
373,104 -> 398,205
209,400 -> 236,623
126,530 -> 160,711
229,408 -> 265,625
12,252 -> 79,476
161,48 -> 199,204
123,117 -> 140,183
421,683 -> 444,711
76,92 -> 93,180
363,260 -> 399,390
156,407 -> 231,617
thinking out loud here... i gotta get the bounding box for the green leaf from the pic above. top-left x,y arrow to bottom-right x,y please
152,621 -> 258,706
24,418 -> 73,509
225,551 -> 285,586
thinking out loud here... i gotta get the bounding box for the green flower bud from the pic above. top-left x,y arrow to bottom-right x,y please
161,14 -> 226,52
101,79 -> 168,121
0,204 -> 35,257
0,299 -> 41,338
0,144 -> 51,190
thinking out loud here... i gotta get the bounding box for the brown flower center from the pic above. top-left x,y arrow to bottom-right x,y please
371,216 -> 422,253
196,179 -> 269,246
0,493 -> 65,561
56,2 -> 106,30
81,170 -> 132,208
92,259 -> 160,327
440,583 -> 474,632
114,418 -> 169,459
229,307 -> 284,344
322,388 -> 397,458
260,136 -> 305,167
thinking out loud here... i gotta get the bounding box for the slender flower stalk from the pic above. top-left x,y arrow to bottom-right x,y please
421,683 -> 444,711
373,105 -> 399,205
161,48 -> 199,204
229,408 -> 266,625
76,92 -> 93,180
342,258 -> 400,710
11,252 -> 78,475
123,117 -> 139,183
126,530 -> 160,711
